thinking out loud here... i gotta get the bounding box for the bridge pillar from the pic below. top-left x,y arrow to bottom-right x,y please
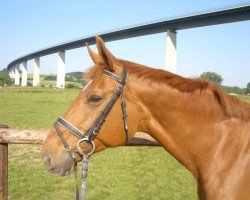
9,68 -> 14,79
56,51 -> 66,88
14,66 -> 20,85
33,58 -> 40,86
165,30 -> 177,73
11,69 -> 14,79
20,62 -> 27,86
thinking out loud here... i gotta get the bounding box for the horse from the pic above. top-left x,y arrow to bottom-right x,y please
42,36 -> 250,200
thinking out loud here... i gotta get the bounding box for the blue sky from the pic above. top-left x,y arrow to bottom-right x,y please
0,0 -> 249,87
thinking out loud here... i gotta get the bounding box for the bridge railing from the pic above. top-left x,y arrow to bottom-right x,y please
0,127 -> 159,199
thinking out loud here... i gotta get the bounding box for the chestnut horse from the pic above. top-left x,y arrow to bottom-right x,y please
42,36 -> 250,200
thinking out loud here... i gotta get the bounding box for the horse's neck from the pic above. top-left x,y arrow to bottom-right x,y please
127,74 -> 250,199
130,79 -> 226,177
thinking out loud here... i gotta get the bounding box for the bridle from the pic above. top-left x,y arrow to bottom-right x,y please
53,68 -> 128,200
54,67 -> 128,157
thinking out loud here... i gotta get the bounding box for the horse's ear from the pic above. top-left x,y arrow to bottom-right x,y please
95,36 -> 122,72
86,43 -> 101,65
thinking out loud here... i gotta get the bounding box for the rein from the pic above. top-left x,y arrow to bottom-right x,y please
53,68 -> 128,200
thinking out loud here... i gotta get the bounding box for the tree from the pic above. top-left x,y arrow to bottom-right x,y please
66,72 -> 83,80
0,68 -> 13,86
247,82 -> 250,94
247,82 -> 250,89
200,72 -> 223,85
44,75 -> 57,81
66,72 -> 83,83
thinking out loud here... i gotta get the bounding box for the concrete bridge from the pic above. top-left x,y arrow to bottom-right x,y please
7,4 -> 250,88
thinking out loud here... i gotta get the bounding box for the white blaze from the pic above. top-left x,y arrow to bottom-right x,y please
82,80 -> 93,92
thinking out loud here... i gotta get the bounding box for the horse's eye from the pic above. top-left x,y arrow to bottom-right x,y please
88,95 -> 103,105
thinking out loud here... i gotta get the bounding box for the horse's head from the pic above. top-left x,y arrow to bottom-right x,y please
42,36 -> 139,176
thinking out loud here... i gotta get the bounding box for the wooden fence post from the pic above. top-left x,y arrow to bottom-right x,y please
0,143 -> 8,200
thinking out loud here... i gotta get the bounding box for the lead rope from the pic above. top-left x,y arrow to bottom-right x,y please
74,161 -> 80,200
74,153 -> 89,200
81,154 -> 89,200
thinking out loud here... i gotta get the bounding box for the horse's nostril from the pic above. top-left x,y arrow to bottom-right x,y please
43,153 -> 52,168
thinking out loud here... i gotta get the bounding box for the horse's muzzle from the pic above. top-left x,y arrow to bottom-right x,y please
42,152 -> 74,176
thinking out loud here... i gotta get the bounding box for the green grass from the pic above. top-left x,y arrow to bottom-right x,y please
9,145 -> 197,200
239,95 -> 250,103
1,88 -> 249,199
0,87 -> 79,128
9,144 -> 77,200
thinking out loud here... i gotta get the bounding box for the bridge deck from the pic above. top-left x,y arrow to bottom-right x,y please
7,4 -> 250,69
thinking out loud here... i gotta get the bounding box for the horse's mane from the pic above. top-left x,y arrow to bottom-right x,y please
85,60 -> 250,120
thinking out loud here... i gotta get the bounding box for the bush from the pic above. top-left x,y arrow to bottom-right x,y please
44,75 -> 57,81
66,83 -> 79,89
65,76 -> 75,82
222,86 -> 245,95
66,72 -> 83,80
0,70 -> 13,86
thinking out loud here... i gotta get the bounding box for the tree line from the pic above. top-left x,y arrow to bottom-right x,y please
200,71 -> 250,95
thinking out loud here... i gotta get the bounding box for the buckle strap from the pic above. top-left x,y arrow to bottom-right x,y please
54,122 -> 71,151
55,118 -> 94,153
104,68 -> 127,86
57,117 -> 85,139
121,88 -> 129,144
120,68 -> 127,86
86,84 -> 123,141
104,70 -> 120,82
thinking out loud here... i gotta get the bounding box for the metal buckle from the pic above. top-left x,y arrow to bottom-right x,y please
77,138 -> 95,156
65,146 -> 72,152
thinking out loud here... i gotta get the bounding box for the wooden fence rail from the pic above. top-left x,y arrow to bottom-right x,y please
0,128 -> 159,200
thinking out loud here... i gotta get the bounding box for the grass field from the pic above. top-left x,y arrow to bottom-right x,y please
239,95 -> 250,103
0,87 -> 79,128
1,88 -> 250,199
9,145 -> 197,200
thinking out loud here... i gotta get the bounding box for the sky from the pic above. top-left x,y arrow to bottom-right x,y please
0,0 -> 250,87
